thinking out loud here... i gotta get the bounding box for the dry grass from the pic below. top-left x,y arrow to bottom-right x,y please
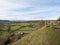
11,26 -> 60,45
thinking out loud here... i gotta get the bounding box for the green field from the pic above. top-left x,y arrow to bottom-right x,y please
0,22 -> 38,38
0,21 -> 60,45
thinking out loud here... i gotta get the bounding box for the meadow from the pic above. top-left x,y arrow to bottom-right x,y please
0,21 -> 38,45
0,20 -> 60,45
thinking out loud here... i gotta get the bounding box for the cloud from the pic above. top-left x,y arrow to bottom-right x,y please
0,0 -> 60,20
10,6 -> 60,16
0,0 -> 31,15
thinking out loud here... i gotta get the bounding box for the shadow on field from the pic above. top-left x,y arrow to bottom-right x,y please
0,32 -> 28,45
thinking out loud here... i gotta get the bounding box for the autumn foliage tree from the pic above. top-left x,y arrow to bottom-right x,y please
57,17 -> 60,21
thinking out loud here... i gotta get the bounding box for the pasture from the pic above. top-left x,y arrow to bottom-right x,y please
0,21 -> 38,45
0,20 -> 60,45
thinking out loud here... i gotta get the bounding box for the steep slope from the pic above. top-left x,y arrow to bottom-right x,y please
12,26 -> 60,45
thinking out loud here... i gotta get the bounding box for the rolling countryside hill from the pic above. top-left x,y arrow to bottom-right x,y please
12,26 -> 60,45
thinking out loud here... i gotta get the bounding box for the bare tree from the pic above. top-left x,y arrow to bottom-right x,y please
57,17 -> 60,21
7,23 -> 11,34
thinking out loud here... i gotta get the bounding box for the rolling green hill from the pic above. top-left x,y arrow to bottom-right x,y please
12,26 -> 60,45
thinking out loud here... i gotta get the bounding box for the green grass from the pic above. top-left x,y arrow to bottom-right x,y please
0,31 -> 8,37
12,26 -> 60,45
19,27 -> 35,31
11,25 -> 21,31
0,26 -> 8,30
0,22 -> 37,37
12,27 -> 36,34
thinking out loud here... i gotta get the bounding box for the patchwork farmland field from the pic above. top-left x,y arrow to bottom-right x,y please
0,20 -> 60,45
0,21 -> 38,34
0,21 -> 38,45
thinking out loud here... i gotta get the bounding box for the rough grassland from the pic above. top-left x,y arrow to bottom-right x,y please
12,26 -> 60,45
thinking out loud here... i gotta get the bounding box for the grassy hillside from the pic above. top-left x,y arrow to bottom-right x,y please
12,26 -> 60,45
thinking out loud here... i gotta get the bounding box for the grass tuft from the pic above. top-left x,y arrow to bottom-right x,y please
12,26 -> 60,45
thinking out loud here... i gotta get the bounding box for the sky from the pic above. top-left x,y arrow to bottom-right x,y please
0,0 -> 60,21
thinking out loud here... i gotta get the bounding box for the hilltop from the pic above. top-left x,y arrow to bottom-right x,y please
12,26 -> 60,45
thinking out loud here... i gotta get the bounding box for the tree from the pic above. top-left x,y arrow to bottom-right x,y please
7,23 -> 11,34
57,17 -> 60,21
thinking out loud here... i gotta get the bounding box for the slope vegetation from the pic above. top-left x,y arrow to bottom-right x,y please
12,26 -> 60,45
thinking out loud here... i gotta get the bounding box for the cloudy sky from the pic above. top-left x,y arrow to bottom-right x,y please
0,0 -> 60,20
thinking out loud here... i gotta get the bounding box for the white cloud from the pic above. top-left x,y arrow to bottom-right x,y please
0,0 -> 60,20
9,6 -> 60,16
0,0 -> 31,15
0,0 -> 32,20
10,7 -> 53,15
